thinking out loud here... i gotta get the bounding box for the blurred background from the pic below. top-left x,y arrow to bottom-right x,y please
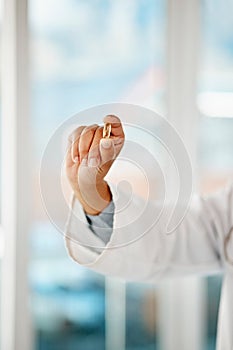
0,0 -> 233,350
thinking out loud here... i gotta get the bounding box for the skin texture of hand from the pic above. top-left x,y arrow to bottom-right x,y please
65,115 -> 125,215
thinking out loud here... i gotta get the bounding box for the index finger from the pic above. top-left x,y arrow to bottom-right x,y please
103,115 -> 124,138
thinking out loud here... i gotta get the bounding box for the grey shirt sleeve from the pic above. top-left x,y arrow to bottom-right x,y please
85,200 -> 114,245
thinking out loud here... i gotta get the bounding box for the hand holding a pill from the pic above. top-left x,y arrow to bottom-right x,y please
65,115 -> 125,215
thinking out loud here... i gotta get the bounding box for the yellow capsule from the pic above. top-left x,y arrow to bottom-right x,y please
103,122 -> 111,138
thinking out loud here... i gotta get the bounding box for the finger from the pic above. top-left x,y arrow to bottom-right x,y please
66,126 -> 85,167
103,115 -> 124,138
99,138 -> 115,166
79,124 -> 99,162
88,127 -> 103,167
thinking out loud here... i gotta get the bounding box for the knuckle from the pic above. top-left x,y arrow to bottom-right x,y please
68,125 -> 85,142
76,125 -> 86,132
81,124 -> 98,135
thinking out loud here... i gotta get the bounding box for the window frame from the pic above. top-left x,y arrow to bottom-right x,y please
0,0 -> 32,349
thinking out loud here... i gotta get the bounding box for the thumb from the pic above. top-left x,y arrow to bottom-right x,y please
100,138 -> 115,165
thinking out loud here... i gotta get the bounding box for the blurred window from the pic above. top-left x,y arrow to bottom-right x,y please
198,0 -> 233,192
198,1 -> 233,349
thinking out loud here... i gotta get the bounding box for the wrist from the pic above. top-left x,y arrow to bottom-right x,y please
74,180 -> 112,215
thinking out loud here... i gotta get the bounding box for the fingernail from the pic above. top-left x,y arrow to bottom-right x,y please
74,156 -> 79,163
101,138 -> 112,149
88,157 -> 99,167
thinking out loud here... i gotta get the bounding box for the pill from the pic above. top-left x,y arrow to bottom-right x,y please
103,122 -> 111,138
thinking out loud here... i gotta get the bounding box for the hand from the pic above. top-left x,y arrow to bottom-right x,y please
65,115 -> 125,215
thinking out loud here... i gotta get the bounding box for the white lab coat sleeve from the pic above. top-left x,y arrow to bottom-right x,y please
65,183 -> 233,282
